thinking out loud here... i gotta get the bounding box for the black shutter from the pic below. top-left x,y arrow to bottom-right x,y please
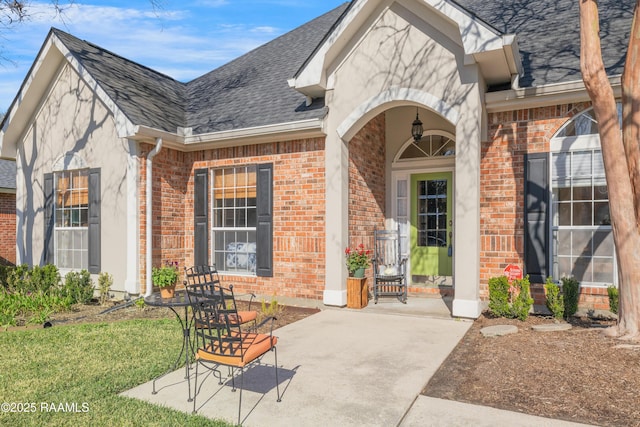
524,153 -> 549,283
194,168 -> 209,266
43,173 -> 54,265
256,163 -> 273,277
87,168 -> 101,274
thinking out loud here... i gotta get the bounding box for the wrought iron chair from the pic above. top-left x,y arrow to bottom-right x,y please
372,226 -> 408,303
184,265 -> 258,329
186,282 -> 281,424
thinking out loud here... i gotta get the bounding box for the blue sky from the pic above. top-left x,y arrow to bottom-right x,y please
0,0 -> 348,112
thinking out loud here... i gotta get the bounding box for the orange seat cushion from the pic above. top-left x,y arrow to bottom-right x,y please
197,332 -> 277,368
194,310 -> 258,329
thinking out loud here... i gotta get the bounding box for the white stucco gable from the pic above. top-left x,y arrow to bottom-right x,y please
289,0 -> 523,98
0,31 -> 136,159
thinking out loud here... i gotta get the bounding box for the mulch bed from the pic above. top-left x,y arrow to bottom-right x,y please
423,312 -> 640,427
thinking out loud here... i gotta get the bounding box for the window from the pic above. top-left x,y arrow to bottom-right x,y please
549,106 -> 618,286
44,168 -> 100,273
211,166 -> 257,274
417,179 -> 447,247
398,132 -> 455,160
54,169 -> 89,270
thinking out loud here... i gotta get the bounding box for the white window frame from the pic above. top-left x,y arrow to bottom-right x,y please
550,107 -> 618,288
53,169 -> 89,271
210,166 -> 258,275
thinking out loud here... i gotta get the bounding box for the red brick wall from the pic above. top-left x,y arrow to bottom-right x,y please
139,138 -> 326,300
348,113 -> 386,279
0,192 -> 16,265
481,102 -> 611,309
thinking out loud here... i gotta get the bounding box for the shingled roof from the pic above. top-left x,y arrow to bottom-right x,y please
49,0 -> 632,136
455,0 -> 633,87
52,3 -> 350,136
185,4 -> 351,134
53,29 -> 186,133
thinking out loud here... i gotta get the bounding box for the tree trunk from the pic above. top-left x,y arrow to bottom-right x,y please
579,0 -> 640,339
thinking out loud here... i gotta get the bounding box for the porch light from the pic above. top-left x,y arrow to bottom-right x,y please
412,109 -> 423,142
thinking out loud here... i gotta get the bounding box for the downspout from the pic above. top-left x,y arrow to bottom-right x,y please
145,138 -> 162,297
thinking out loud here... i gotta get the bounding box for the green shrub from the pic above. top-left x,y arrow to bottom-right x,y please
60,270 -> 94,305
98,272 -> 113,305
29,264 -> 61,294
488,275 -> 534,321
544,277 -> 564,319
607,285 -> 619,314
561,277 -> 580,317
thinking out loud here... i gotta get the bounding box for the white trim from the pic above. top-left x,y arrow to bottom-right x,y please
391,163 -> 455,287
486,76 -> 622,113
393,130 -> 457,163
337,88 -> 460,141
130,118 -> 325,151
323,288 -> 347,307
124,139 -> 140,295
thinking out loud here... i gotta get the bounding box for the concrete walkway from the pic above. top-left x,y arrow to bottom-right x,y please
122,297 -> 595,427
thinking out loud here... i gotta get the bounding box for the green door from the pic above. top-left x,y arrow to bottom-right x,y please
410,172 -> 453,277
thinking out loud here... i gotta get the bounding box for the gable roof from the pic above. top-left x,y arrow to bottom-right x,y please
455,0 -> 633,88
53,29 -> 187,133
185,4 -> 350,135
1,0 -> 633,147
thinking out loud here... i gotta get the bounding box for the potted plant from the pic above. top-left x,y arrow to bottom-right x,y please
345,244 -> 371,309
152,261 -> 179,299
345,243 -> 371,278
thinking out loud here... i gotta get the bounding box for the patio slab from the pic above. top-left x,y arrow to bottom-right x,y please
122,307 -> 471,426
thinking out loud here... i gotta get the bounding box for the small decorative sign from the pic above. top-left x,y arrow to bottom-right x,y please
503,264 -> 523,281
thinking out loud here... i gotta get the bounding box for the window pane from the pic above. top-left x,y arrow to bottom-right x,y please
552,148 -> 614,285
594,202 -> 611,225
571,230 -> 592,256
572,202 -> 592,226
592,258 -> 614,283
557,203 -> 571,226
211,165 -> 258,273
593,230 -> 614,256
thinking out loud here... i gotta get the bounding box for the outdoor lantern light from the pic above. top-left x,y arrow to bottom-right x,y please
412,109 -> 423,142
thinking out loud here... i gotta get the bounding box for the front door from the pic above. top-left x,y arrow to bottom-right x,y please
410,172 -> 453,278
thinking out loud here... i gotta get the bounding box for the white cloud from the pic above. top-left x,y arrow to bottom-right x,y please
0,0 -> 345,110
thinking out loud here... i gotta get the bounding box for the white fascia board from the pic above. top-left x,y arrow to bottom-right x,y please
0,36 -> 60,159
132,118 -> 325,152
485,75 -> 622,113
502,34 -> 523,77
290,0 -> 379,96
421,0 -> 503,54
52,36 -> 137,138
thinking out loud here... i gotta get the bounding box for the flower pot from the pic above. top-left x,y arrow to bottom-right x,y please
352,267 -> 366,278
159,285 -> 176,299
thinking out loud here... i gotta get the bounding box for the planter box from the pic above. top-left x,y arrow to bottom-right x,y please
347,277 -> 368,309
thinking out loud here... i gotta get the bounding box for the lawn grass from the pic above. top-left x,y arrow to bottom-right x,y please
0,319 -> 233,426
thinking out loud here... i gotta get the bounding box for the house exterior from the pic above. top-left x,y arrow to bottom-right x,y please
0,0 -> 630,317
0,159 -> 16,265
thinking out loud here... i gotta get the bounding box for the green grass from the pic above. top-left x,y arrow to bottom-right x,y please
0,319 -> 233,426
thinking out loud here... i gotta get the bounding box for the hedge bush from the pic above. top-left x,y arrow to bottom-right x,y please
561,276 -> 580,318
544,277 -> 564,320
488,275 -> 534,321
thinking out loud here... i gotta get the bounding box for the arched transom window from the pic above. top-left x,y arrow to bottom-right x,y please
396,131 -> 455,161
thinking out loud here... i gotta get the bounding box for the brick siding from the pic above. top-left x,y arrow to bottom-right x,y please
0,192 -> 16,265
482,102 -> 609,309
348,113 -> 386,282
139,138 -> 326,300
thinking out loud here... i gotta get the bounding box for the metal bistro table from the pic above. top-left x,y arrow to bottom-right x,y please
144,290 -> 195,400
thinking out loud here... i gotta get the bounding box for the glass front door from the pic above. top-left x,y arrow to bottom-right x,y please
410,172 -> 453,277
